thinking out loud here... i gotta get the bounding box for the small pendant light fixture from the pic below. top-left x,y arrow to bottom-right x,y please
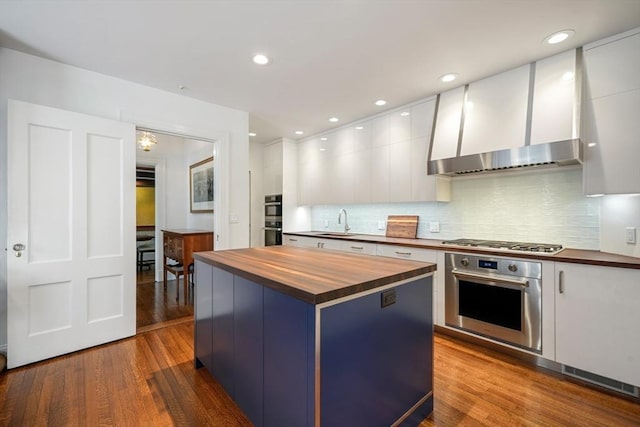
136,131 -> 157,151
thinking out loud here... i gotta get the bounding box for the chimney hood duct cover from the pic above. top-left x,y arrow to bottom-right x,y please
428,139 -> 583,175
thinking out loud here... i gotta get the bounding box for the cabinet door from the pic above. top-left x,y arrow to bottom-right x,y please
389,140 -> 412,202
530,49 -> 577,145
461,64 -> 530,155
283,235 -> 313,247
584,31 -> 640,99
264,287 -> 314,427
194,261 -> 214,371
556,263 -> 640,387
211,267 -> 235,396
263,142 -> 283,195
583,89 -> 640,195
371,145 -> 390,202
234,277 -> 264,425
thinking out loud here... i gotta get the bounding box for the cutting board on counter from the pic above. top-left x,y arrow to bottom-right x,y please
385,215 -> 419,238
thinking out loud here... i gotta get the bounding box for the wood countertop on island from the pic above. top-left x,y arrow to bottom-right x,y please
193,245 -> 436,304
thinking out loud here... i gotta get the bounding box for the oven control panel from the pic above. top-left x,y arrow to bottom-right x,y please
449,254 -> 541,279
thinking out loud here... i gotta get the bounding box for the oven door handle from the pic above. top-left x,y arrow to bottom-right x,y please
452,269 -> 529,288
264,202 -> 282,206
262,227 -> 283,231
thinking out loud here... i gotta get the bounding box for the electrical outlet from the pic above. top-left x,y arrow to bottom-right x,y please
626,227 -> 637,244
324,220 -> 329,228
377,220 -> 386,230
429,222 -> 440,233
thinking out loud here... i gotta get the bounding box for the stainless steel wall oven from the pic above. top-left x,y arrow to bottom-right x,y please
264,194 -> 282,246
444,252 -> 542,353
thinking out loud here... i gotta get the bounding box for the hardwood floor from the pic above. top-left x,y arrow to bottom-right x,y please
1,325 -> 638,426
136,269 -> 193,332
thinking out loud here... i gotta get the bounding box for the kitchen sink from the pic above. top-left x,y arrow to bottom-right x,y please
315,232 -> 359,237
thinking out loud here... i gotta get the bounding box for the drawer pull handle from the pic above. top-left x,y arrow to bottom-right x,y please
351,246 -> 364,250
395,251 -> 412,256
289,238 -> 298,242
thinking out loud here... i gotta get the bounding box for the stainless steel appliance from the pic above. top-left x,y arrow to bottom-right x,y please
444,252 -> 542,353
442,238 -> 562,254
264,194 -> 282,218
264,194 -> 282,246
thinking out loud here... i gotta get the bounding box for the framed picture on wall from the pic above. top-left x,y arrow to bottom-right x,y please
189,156 -> 214,213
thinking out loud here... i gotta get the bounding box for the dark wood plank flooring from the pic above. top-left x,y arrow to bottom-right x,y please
1,324 -> 638,426
136,269 -> 193,332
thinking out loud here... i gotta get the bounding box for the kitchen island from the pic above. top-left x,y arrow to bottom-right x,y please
193,246 -> 436,427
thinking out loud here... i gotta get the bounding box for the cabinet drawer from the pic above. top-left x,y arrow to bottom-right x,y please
376,244 -> 436,263
339,241 -> 377,255
165,236 -> 183,259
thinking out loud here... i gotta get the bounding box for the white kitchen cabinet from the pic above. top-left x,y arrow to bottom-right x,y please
583,29 -> 640,195
555,262 -> 640,387
376,244 -> 436,263
283,235 -> 314,247
263,141 -> 283,195
584,29 -> 640,99
339,240 -> 377,255
430,86 -> 464,161
283,235 -> 341,250
461,64 -> 530,156
530,49 -> 577,145
389,140 -> 411,202
297,98 -> 449,205
370,144 -> 390,203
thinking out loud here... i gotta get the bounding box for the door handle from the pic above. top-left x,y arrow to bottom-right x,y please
13,243 -> 25,257
558,270 -> 565,294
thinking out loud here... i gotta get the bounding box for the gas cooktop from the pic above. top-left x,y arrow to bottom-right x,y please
441,238 -> 563,254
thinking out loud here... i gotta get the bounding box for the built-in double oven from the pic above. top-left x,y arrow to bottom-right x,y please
444,252 -> 542,353
264,194 -> 282,246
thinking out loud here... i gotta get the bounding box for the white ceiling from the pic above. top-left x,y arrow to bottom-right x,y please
1,1 -> 639,144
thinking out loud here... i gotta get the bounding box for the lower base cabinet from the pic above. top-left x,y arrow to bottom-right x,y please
194,260 -> 433,427
555,262 -> 640,388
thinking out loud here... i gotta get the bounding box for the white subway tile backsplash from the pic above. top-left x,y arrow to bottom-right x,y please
311,168 -> 600,250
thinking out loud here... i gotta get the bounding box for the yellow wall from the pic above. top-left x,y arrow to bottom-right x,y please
136,187 -> 155,225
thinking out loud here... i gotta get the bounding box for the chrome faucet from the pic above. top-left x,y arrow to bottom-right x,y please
337,209 -> 350,234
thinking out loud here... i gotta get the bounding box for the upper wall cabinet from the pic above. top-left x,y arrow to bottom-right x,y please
583,29 -> 640,195
297,99 -> 450,206
263,141 -> 283,195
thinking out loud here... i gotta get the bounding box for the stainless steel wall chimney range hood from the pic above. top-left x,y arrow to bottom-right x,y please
429,139 -> 583,175
428,48 -> 583,176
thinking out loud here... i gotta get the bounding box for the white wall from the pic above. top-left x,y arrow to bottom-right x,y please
311,167 -> 601,250
600,195 -> 640,258
185,138 -> 216,231
0,47 -> 250,350
250,141 -> 264,247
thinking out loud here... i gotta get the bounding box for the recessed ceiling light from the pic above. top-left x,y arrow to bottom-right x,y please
319,148 -> 326,151
374,99 -> 387,106
544,29 -> 575,45
295,130 -> 304,135
252,54 -> 269,65
562,71 -> 575,81
355,126 -> 364,130
248,132 -> 256,137
400,111 -> 410,117
329,117 -> 339,123
320,137 -> 328,141
440,73 -> 458,83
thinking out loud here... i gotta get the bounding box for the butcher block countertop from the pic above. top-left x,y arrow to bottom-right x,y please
193,246 -> 436,304
283,232 -> 640,270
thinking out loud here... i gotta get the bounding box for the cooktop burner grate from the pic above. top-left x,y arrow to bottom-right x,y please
441,238 -> 562,254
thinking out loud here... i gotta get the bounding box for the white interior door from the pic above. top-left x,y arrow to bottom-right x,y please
7,100 -> 136,369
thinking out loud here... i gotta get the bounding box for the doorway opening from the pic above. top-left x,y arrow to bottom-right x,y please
134,129 -> 216,333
